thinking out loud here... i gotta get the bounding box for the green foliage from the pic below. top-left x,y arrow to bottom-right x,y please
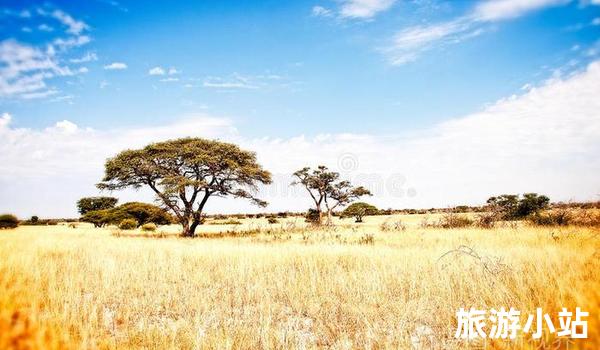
80,202 -> 173,228
343,202 -> 378,223
119,218 -> 138,230
97,138 -> 272,237
141,223 -> 157,232
0,214 -> 19,229
487,193 -> 549,220
30,215 -> 39,224
77,196 -> 118,215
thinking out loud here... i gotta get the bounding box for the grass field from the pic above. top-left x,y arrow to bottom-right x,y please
1,214 -> 599,349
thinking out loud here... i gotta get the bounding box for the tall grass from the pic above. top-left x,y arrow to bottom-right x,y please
1,214 -> 599,349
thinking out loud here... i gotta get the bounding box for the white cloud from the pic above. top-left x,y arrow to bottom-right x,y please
78,67 -> 89,74
592,17 -> 600,25
0,39 -> 72,99
49,9 -> 89,35
168,67 -> 179,75
312,5 -> 333,17
38,24 -> 54,32
103,62 -> 127,70
148,66 -> 165,75
2,61 -> 600,217
0,112 -> 11,128
52,35 -> 91,50
159,77 -> 179,82
70,52 -> 98,63
339,0 -> 396,19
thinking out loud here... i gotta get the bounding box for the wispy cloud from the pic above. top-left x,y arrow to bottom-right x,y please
385,0 -> 572,65
312,5 -> 333,17
69,52 -> 98,63
103,62 -> 127,70
0,7 -> 91,99
339,0 -> 396,19
0,40 -> 73,99
312,0 -> 396,20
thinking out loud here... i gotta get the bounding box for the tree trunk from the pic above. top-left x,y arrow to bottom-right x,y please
180,217 -> 201,237
326,209 -> 333,226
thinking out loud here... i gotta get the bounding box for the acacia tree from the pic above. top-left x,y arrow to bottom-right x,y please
77,196 -> 118,215
292,165 -> 371,225
97,138 -> 272,237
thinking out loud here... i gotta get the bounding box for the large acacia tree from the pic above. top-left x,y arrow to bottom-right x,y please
292,165 -> 371,225
97,138 -> 272,237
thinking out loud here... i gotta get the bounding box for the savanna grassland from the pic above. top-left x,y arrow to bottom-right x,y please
1,214 -> 599,349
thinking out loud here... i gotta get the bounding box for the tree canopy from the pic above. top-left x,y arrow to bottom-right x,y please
97,138 -> 272,236
342,202 -> 379,223
487,193 -> 550,219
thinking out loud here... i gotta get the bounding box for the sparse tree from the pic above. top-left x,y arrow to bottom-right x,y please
77,196 -> 118,215
97,138 -> 272,237
292,165 -> 371,225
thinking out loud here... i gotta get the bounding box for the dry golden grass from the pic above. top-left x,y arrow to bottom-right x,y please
1,214 -> 599,349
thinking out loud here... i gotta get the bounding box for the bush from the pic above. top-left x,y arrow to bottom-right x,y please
118,218 -> 138,230
528,209 -> 600,227
475,212 -> 497,229
210,219 -> 242,225
431,213 -> 473,229
380,219 -> 406,232
141,223 -> 157,231
80,202 -> 173,227
0,214 -> 19,229
267,217 -> 279,224
305,209 -> 321,224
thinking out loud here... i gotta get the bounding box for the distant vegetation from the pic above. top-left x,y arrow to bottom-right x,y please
80,202 -> 173,228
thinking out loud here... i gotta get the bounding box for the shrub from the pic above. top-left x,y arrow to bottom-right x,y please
475,212 -> 497,229
305,209 -> 320,224
118,218 -> 138,230
80,202 -> 173,227
433,213 -> 473,229
0,214 -> 19,229
141,223 -> 157,231
529,209 -> 600,227
267,217 -> 278,224
380,219 -> 406,232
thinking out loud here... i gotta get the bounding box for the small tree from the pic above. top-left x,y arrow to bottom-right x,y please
343,202 -> 378,223
77,196 -> 118,215
30,215 -> 39,224
292,165 -> 371,225
516,193 -> 549,218
97,138 -> 272,237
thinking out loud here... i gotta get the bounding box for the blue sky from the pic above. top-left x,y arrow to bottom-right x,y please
1,0 -> 600,217
2,0 -> 598,135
